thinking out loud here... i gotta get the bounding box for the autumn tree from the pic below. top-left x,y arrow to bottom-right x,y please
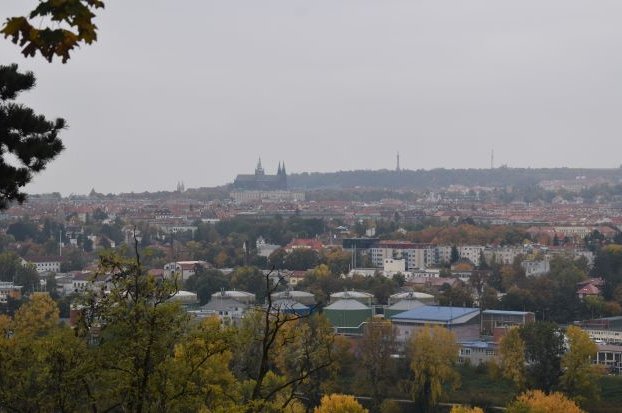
593,244 -> 622,299
506,390 -> 584,413
230,266 -> 267,300
184,267 -> 230,305
313,394 -> 368,413
0,293 -> 93,412
274,314 -> 337,408
77,246 -> 232,412
520,321 -> 564,392
1,0 -> 105,63
408,325 -> 460,413
298,264 -> 341,306
0,64 -> 65,210
284,248 -> 320,271
437,283 -> 475,307
560,326 -> 602,406
232,272 -> 335,412
11,293 -> 59,336
358,319 -> 398,408
499,327 -> 526,391
151,317 -> 236,412
322,248 -> 352,275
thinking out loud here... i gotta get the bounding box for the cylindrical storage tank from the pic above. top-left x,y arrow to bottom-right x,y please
329,290 -> 374,306
169,290 -> 199,305
388,291 -> 435,306
323,299 -> 373,335
271,290 -> 316,306
271,298 -> 311,316
211,290 -> 256,305
384,299 -> 425,319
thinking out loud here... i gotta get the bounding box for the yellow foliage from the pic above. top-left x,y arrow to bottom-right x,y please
450,406 -> 485,413
560,326 -> 602,405
312,264 -> 332,278
0,314 -> 11,339
499,327 -> 526,390
408,325 -> 460,409
12,293 -> 59,337
314,394 -> 368,413
603,244 -> 622,255
507,390 -> 584,413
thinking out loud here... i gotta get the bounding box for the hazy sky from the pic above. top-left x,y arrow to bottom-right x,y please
3,0 -> 622,195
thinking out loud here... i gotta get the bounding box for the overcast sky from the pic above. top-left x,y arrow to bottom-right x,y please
3,0 -> 622,195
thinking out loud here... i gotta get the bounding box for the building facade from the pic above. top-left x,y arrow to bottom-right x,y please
233,158 -> 287,191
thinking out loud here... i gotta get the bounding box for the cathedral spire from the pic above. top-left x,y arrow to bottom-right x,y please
255,157 -> 265,175
277,161 -> 282,175
281,161 -> 286,175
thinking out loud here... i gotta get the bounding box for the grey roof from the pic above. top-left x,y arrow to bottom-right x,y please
387,299 -> 425,311
390,291 -> 434,300
330,291 -> 374,299
272,299 -> 309,310
325,299 -> 370,311
211,290 -> 254,299
272,290 -> 315,299
202,298 -> 248,311
391,305 -> 479,323
482,310 -> 532,316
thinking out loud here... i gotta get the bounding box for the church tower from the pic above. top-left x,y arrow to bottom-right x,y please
279,161 -> 287,189
255,157 -> 265,175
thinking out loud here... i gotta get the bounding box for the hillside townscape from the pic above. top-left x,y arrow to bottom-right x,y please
2,1 -> 622,412
0,158 -> 621,411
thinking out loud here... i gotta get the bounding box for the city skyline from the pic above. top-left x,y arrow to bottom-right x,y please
2,0 -> 622,195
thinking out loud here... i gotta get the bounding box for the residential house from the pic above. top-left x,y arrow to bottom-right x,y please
163,260 -> 210,281
0,282 -> 22,303
21,257 -> 61,274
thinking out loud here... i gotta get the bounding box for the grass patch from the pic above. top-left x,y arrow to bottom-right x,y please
445,365 -> 517,408
583,376 -> 622,413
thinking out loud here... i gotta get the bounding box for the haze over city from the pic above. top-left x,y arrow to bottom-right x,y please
4,2 -> 622,410
3,0 -> 622,195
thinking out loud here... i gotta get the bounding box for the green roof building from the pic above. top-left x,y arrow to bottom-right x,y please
323,299 -> 373,335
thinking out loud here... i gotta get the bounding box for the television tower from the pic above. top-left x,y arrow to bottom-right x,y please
396,151 -> 401,172
490,148 -> 494,169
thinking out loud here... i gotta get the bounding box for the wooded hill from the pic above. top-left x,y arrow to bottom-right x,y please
287,168 -> 622,190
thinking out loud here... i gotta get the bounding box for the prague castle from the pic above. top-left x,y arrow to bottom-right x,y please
233,158 -> 287,191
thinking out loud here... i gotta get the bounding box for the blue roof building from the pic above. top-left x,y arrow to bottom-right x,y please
390,305 -> 481,342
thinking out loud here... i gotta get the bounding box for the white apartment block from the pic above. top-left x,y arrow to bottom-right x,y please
370,247 -> 393,267
371,245 -> 436,270
20,258 -> 61,274
458,246 -> 484,267
521,259 -> 551,277
554,226 -> 592,239
482,247 -> 523,265
435,246 -> 452,265
383,258 -> 406,273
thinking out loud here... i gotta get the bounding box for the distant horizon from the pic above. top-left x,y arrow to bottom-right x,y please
3,1 -> 622,196
24,164 -> 622,197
